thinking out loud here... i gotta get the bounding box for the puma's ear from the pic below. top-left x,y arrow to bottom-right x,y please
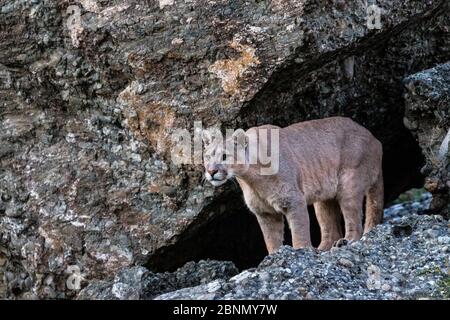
232,129 -> 248,149
202,127 -> 222,146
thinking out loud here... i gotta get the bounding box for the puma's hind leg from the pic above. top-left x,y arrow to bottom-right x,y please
337,191 -> 364,243
333,168 -> 367,245
314,200 -> 343,251
364,174 -> 384,234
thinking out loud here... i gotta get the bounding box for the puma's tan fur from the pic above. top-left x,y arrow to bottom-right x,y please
203,117 -> 384,254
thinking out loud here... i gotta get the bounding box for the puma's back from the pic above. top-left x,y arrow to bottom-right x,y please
273,116 -> 383,204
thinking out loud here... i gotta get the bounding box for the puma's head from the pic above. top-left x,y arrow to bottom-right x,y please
203,129 -> 248,187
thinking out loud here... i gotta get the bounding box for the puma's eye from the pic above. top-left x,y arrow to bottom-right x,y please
222,154 -> 227,161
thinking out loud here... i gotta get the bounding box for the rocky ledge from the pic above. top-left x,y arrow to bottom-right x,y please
79,197 -> 450,300
155,214 -> 450,300
1,0 -> 449,299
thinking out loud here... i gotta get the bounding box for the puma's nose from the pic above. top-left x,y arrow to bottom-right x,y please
208,168 -> 218,177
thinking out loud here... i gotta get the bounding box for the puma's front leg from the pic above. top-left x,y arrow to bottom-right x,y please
284,201 -> 312,249
255,213 -> 284,254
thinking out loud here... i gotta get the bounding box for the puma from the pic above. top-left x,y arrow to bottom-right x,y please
203,117 -> 384,253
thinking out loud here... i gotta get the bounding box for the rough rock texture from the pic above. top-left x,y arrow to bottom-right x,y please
155,214 -> 450,300
383,192 -> 431,222
74,196 -> 439,300
77,259 -> 238,300
0,249 -> 6,298
0,0 -> 449,299
404,62 -> 450,218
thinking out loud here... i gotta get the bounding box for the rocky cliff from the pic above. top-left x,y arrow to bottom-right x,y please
0,0 -> 449,299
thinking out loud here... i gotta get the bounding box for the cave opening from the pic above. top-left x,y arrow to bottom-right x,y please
147,188 -> 322,273
145,5 -> 450,273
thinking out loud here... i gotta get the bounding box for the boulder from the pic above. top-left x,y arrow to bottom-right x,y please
0,0 -> 448,298
77,259 -> 238,300
404,62 -> 450,218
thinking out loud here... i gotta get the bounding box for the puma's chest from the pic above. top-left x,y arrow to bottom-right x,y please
239,183 -> 276,214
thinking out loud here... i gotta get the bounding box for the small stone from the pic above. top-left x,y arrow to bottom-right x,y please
230,271 -> 251,283
130,153 -> 142,162
437,236 -> 450,244
381,283 -> 391,291
1,4 -> 14,14
305,292 -> 314,300
65,133 -> 76,143
425,229 -> 440,238
258,271 -> 270,281
338,258 -> 354,268
171,38 -> 184,45
330,246 -> 339,253
207,280 -> 222,293
5,272 -> 15,282
5,208 -> 20,217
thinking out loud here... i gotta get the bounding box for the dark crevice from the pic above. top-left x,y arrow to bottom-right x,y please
146,190 -> 266,272
147,190 -> 321,272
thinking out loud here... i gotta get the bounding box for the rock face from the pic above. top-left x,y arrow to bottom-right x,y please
155,214 -> 450,300
404,62 -> 450,218
0,0 -> 449,299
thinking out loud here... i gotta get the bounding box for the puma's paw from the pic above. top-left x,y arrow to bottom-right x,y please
333,238 -> 354,248
317,241 -> 334,251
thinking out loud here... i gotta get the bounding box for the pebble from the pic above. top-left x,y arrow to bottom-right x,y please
381,283 -> 391,291
437,236 -> 450,244
338,258 -> 354,268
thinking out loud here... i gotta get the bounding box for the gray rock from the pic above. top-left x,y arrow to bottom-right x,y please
78,259 -> 238,300
0,0 -> 449,299
383,192 -> 431,222
156,214 -> 450,300
404,62 -> 450,218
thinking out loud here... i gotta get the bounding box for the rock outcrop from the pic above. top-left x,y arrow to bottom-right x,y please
78,259 -> 238,300
404,62 -> 450,218
77,194 -> 444,300
155,214 -> 450,300
0,0 -> 449,299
